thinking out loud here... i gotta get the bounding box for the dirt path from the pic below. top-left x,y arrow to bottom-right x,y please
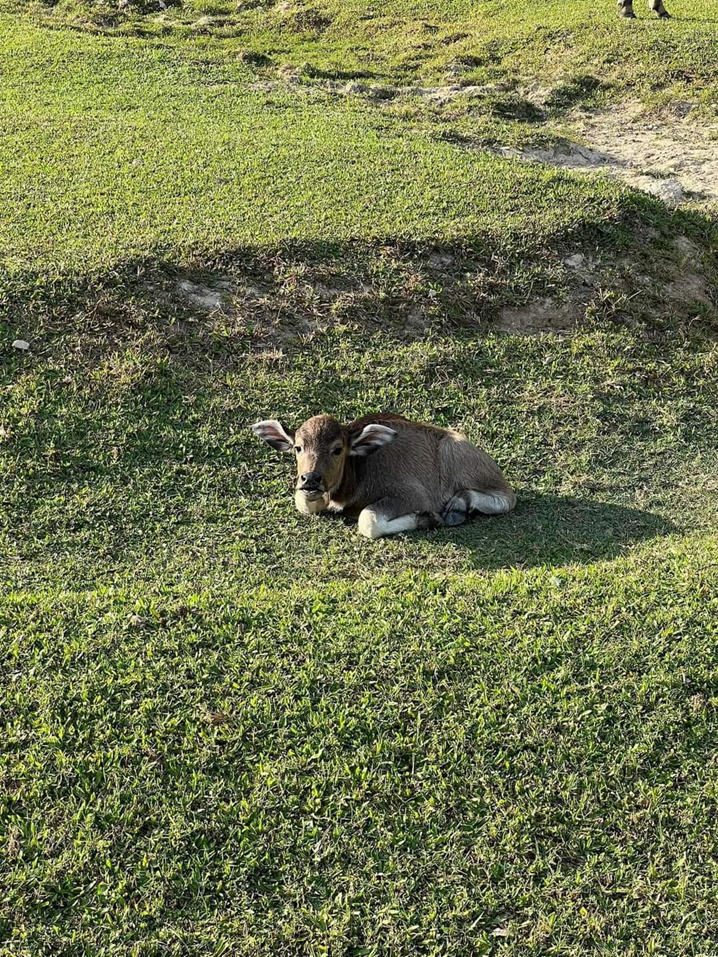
498,101 -> 718,207
265,75 -> 718,208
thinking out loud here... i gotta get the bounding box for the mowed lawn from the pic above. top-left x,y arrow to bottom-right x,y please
1,0 -> 718,954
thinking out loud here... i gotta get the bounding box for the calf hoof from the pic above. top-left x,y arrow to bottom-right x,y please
417,511 -> 442,530
619,9 -> 637,17
442,508 -> 466,527
657,10 -> 671,17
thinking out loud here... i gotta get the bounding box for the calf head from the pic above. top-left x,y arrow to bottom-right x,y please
252,414 -> 396,512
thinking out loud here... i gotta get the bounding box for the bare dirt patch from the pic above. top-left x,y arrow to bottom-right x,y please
496,232 -> 715,336
498,101 -> 718,208
250,77 -> 717,210
324,79 -> 514,104
251,73 -> 523,106
175,278 -> 235,311
496,296 -> 580,336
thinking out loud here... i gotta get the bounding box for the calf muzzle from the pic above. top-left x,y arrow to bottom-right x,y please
298,471 -> 324,495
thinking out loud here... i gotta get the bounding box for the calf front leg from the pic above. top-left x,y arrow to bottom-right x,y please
441,488 -> 516,526
618,0 -> 636,17
357,496 -> 440,540
649,0 -> 670,17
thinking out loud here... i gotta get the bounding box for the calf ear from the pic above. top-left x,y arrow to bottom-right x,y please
349,423 -> 397,457
251,419 -> 295,452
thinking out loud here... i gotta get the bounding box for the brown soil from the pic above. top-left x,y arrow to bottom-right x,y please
498,101 -> 718,209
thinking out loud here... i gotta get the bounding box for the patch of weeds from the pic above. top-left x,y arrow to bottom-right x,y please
271,0 -> 332,35
238,49 -> 272,66
585,287 -> 638,327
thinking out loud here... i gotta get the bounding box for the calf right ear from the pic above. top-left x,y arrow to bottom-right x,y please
251,420 -> 295,452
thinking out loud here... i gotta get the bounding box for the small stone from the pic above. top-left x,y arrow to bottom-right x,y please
642,177 -> 685,205
669,100 -> 694,118
564,253 -> 585,269
12,339 -> 30,351
343,81 -> 368,95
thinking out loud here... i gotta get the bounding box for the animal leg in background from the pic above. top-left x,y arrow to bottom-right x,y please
618,0 -> 670,16
649,0 -> 670,17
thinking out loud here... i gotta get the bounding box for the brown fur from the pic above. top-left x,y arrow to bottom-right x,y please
252,413 -> 516,539
331,414 -> 512,513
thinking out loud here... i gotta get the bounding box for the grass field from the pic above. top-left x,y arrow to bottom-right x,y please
1,0 -> 718,953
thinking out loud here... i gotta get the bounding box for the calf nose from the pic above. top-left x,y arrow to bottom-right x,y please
300,471 -> 323,489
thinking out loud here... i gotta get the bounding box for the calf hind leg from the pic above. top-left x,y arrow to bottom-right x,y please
442,488 -> 516,527
358,496 -> 441,540
441,489 -> 472,527
618,0 -> 636,17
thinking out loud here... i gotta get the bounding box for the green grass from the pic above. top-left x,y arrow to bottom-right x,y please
3,323 -> 718,954
3,328 -> 718,589
12,0 -> 718,112
0,12 -> 655,281
1,0 -> 718,954
3,548 -> 717,954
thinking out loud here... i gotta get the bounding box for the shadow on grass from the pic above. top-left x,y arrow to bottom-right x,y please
544,75 -> 605,115
426,491 -> 674,569
1,186 -> 715,371
483,96 -> 546,123
305,67 -> 383,81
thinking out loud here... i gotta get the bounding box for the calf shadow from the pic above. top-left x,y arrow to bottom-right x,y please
425,491 -> 674,569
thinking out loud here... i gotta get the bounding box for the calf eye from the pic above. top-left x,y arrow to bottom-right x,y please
332,447 -> 342,456
294,446 -> 302,454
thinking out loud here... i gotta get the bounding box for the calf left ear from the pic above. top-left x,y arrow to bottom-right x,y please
251,419 -> 295,452
349,423 -> 397,456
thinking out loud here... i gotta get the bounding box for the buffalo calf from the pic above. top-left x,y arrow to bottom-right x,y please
252,413 -> 516,539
